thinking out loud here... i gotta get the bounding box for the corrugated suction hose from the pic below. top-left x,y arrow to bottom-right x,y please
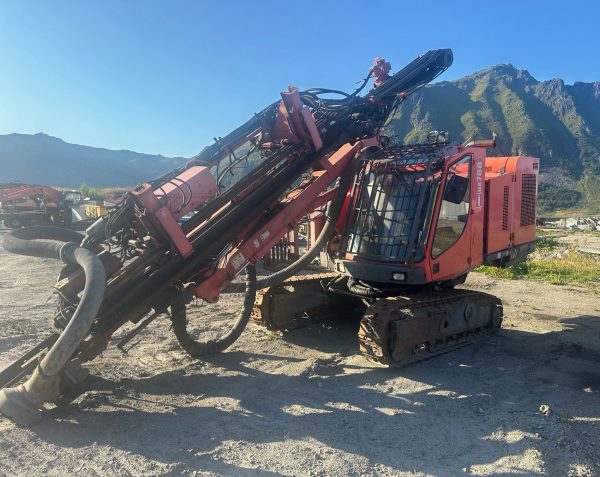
0,226 -> 105,424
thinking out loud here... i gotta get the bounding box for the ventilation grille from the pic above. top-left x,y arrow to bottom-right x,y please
520,174 -> 537,226
502,186 -> 509,231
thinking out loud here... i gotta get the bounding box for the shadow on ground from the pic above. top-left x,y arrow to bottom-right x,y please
24,314 -> 600,475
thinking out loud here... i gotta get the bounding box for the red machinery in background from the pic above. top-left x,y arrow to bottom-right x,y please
0,48 -> 538,425
0,183 -> 83,228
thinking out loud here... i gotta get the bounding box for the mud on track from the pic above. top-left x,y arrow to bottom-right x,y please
0,229 -> 599,476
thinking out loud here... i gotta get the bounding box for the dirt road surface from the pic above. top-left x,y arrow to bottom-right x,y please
0,233 -> 598,476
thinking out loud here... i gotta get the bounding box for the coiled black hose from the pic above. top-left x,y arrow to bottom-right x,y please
170,161 -> 357,357
169,265 -> 256,357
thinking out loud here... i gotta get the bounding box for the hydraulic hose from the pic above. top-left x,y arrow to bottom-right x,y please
347,278 -> 385,298
258,161 -> 357,288
255,184 -> 345,289
224,163 -> 357,293
170,265 -> 256,357
0,226 -> 105,418
1,226 -> 86,259
170,159 -> 357,358
346,278 -> 402,298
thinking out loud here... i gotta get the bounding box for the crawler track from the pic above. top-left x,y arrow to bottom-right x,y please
254,274 -> 503,366
358,289 -> 503,365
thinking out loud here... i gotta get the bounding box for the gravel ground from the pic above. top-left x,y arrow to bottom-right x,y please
0,230 -> 598,477
536,230 -> 600,251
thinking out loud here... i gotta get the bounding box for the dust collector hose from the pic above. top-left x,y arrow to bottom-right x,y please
0,226 -> 105,378
170,264 -> 256,357
1,226 -> 86,259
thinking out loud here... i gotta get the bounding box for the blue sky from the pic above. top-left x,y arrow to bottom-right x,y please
0,0 -> 597,157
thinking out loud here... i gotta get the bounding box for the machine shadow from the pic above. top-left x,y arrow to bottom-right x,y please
277,311 -> 364,355
31,314 -> 600,476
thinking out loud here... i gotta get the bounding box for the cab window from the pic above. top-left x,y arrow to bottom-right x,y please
431,155 -> 471,258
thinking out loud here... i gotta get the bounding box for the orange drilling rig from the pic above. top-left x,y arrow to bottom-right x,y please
0,48 -> 538,425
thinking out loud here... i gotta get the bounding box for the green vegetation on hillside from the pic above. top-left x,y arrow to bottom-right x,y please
579,175 -> 600,210
538,184 -> 582,211
387,65 -> 600,212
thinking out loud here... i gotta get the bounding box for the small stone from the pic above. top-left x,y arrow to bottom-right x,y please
539,404 -> 551,415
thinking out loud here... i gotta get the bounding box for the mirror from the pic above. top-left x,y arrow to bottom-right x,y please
443,173 -> 469,205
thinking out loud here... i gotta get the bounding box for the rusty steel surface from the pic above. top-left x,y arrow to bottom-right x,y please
253,272 -> 343,330
358,289 -> 503,365
0,184 -> 61,205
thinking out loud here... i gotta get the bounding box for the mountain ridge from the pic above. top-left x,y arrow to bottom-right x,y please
387,63 -> 600,211
0,132 -> 186,188
1,64 -> 600,210
389,63 -> 600,177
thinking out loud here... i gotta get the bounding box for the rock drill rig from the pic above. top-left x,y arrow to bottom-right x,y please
0,48 -> 538,425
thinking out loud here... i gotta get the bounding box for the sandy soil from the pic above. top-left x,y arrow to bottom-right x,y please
0,230 -> 599,477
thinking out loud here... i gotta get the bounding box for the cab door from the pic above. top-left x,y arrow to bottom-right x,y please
428,152 -> 482,282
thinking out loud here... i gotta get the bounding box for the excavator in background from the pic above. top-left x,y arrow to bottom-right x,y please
0,183 -> 107,228
0,48 -> 539,425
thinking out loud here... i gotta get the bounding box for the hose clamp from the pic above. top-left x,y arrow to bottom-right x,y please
59,242 -> 79,263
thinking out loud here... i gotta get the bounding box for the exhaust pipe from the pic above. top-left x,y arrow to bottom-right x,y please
0,227 -> 105,425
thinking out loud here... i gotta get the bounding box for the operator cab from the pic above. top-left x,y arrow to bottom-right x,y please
334,137 -> 538,290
